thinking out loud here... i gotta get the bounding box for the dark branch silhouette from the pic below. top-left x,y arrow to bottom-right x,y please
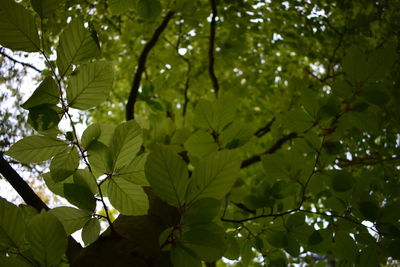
125,11 -> 175,121
0,154 -> 82,260
208,0 -> 220,97
241,132 -> 298,168
0,154 -> 48,211
254,117 -> 276,138
0,49 -> 42,73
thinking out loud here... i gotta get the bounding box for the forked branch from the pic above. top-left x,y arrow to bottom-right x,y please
126,11 -> 175,121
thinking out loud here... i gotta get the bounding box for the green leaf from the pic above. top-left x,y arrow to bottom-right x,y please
64,183 -> 96,212
328,170 -> 354,192
50,207 -> 92,235
28,104 -> 61,132
82,218 -> 101,246
137,0 -> 162,21
67,61 -> 114,110
182,198 -> 221,225
333,232 -> 358,262
224,234 -> 240,260
108,0 -> 136,15
110,120 -> 142,170
0,0 -> 40,52
30,0 -> 61,18
265,231 -> 289,248
42,172 -> 73,197
87,141 -> 113,174
50,146 -> 80,182
281,108 -> 314,132
27,212 -> 68,266
308,230 -> 323,246
0,197 -> 25,249
171,244 -> 202,267
73,169 -> 98,195
81,123 -> 101,149
194,95 -> 236,132
145,147 -> 189,207
57,19 -> 100,77
358,201 -> 380,221
115,153 -> 148,185
21,77 -> 59,109
186,150 -> 241,204
285,234 -> 300,257
360,246 -> 380,267
107,178 -> 149,215
220,121 -> 253,149
180,223 -> 226,261
6,136 -> 68,163
184,130 -> 218,158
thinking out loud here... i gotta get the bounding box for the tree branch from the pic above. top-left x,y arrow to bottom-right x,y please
0,155 -> 82,260
208,0 -> 220,97
0,155 -> 48,211
125,11 -> 175,121
0,49 -> 42,73
254,117 -> 276,138
241,132 -> 298,168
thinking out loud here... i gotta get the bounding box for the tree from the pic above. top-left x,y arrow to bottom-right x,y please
1,0 -> 399,266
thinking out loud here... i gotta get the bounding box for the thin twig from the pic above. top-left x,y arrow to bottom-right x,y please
240,132 -> 298,168
125,11 -> 175,121
254,117 -> 276,138
208,0 -> 220,97
0,49 -> 42,73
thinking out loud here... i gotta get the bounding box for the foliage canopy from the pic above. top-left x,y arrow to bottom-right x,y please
0,0 -> 400,266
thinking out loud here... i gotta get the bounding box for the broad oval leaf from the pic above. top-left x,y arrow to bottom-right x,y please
81,218 -> 101,246
87,141 -> 113,174
110,120 -> 142,170
50,146 -> 80,182
171,244 -> 201,267
30,0 -> 61,18
6,136 -> 68,163
73,169 -> 98,195
81,123 -> 101,149
0,0 -> 40,52
107,178 -> 149,215
115,153 -> 149,186
0,197 -> 25,249
28,104 -> 61,132
64,183 -> 97,212
182,198 -> 221,225
186,150 -> 241,204
57,19 -> 100,77
27,212 -> 68,266
180,223 -> 226,261
50,207 -> 92,235
145,147 -> 189,207
21,77 -> 59,109
67,61 -> 114,110
184,130 -> 218,158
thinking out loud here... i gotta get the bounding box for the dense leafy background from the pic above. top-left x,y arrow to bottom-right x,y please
0,0 -> 399,266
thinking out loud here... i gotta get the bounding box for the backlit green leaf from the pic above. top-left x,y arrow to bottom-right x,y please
73,169 -> 98,195
50,206 -> 91,235
57,19 -> 100,77
171,244 -> 201,267
109,0 -> 136,15
67,61 -> 114,110
6,136 -> 68,163
21,77 -> 59,109
30,0 -> 61,18
50,146 -> 80,182
186,150 -> 241,204
184,130 -> 218,158
333,232 -> 358,262
115,153 -> 148,185
180,223 -> 226,261
110,120 -> 142,170
87,141 -> 113,174
27,212 -> 68,266
82,218 -> 101,246
137,0 -> 162,21
182,198 -> 221,225
0,0 -> 40,52
108,178 -> 148,215
145,147 -> 189,207
0,197 -> 25,249
81,123 -> 101,149
28,104 -> 61,132
64,183 -> 96,212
